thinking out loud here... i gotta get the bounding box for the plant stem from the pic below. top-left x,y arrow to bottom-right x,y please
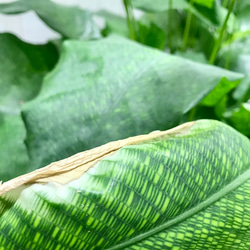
182,0 -> 194,51
209,0 -> 236,65
224,39 -> 232,69
168,0 -> 173,53
188,106 -> 197,122
123,0 -> 136,40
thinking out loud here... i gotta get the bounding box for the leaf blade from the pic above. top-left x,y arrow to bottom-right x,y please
0,120 -> 250,249
0,0 -> 101,40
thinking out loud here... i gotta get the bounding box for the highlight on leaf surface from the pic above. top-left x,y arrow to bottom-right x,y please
0,119 -> 250,249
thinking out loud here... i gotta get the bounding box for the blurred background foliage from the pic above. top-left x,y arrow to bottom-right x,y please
0,0 -> 249,181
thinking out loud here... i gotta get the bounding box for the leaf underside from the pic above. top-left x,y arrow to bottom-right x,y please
0,120 -> 250,249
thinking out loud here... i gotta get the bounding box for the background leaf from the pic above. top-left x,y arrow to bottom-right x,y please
98,11 -> 166,50
201,77 -> 240,106
0,33 -> 59,181
234,0 -> 250,16
237,8 -> 250,31
215,34 -> 250,134
139,10 -> 183,52
192,0 -> 215,9
0,33 -> 58,114
131,0 -> 189,13
233,77 -> 250,102
217,35 -> 250,75
97,10 -> 129,38
0,114 -> 28,183
0,0 -> 100,40
175,50 -> 208,64
20,36 -> 243,172
225,102 -> 250,137
137,21 -> 166,50
131,0 -> 219,27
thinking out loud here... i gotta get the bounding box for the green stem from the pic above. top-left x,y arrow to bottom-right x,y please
209,0 -> 236,65
188,106 -> 197,122
224,41 -> 232,69
168,0 -> 173,53
224,29 -> 234,69
123,0 -> 136,40
182,0 -> 194,51
224,3 -> 236,69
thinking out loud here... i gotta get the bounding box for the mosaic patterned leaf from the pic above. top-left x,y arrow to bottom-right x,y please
0,120 -> 249,249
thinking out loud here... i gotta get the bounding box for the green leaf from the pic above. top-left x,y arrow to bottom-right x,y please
225,103 -> 250,137
191,0 -> 219,25
234,0 -> 250,15
0,120 -> 249,249
214,95 -> 228,118
0,0 -> 100,40
192,0 -> 215,9
0,114 -> 28,183
139,10 -> 183,52
20,36 -> 242,171
174,50 -> 208,64
237,6 -> 250,31
217,5 -> 239,34
137,21 -> 166,50
131,0 -> 218,27
98,11 -> 166,50
217,36 -> 250,102
233,76 -> 250,102
0,33 -> 58,114
0,33 -> 59,181
218,35 -> 250,74
201,77 -> 240,106
131,0 -> 189,13
97,10 -> 129,38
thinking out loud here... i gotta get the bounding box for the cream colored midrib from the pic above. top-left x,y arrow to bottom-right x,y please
0,121 -> 195,196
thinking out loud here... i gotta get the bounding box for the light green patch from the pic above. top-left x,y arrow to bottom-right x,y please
127,192 -> 134,206
52,227 -> 60,238
176,233 -> 185,240
172,247 -> 180,250
69,236 -> 78,247
86,217 -> 94,226
165,241 -> 173,247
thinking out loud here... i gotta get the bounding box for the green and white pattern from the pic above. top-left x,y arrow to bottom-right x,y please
0,120 -> 250,249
